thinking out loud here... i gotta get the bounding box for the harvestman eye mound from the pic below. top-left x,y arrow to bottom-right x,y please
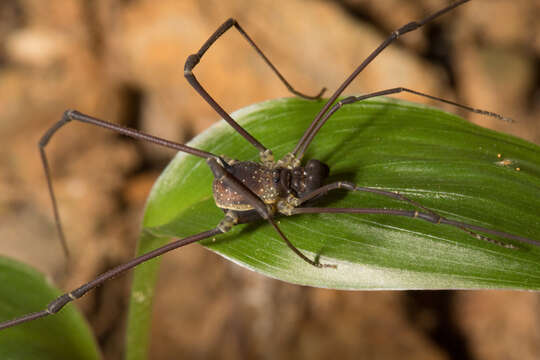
1,0 -> 539,333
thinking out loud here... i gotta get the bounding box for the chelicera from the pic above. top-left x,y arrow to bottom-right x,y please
1,0 -> 538,330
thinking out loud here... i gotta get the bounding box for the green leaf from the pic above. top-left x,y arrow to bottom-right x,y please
127,97 -> 540,359
0,256 -> 101,360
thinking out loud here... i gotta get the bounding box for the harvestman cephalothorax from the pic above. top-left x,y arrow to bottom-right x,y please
1,0 -> 539,330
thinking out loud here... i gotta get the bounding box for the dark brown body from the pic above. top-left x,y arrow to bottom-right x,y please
211,158 -> 329,215
213,161 -> 280,211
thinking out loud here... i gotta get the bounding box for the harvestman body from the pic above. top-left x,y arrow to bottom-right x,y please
1,0 -> 539,330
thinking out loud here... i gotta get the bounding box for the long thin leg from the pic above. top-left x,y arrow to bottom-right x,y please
290,181 -> 540,248
296,181 -> 438,217
267,218 -> 336,268
295,87 -> 512,158
185,18 -> 325,154
41,110 -> 220,257
0,228 -> 222,330
292,0 -> 470,158
291,207 -> 539,248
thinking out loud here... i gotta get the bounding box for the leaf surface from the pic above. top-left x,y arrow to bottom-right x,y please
127,97 -> 540,359
0,256 -> 100,360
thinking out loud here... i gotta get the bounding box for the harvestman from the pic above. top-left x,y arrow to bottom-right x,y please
1,0 -> 539,330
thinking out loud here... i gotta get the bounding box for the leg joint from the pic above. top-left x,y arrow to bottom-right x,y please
225,18 -> 237,27
399,21 -> 419,35
47,294 -> 72,314
338,181 -> 356,191
217,211 -> 239,233
184,54 -> 201,73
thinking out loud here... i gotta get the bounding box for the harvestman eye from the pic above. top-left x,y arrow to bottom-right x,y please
1,0 -> 538,332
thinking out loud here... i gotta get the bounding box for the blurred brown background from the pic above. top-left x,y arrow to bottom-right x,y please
1,0 -> 539,359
